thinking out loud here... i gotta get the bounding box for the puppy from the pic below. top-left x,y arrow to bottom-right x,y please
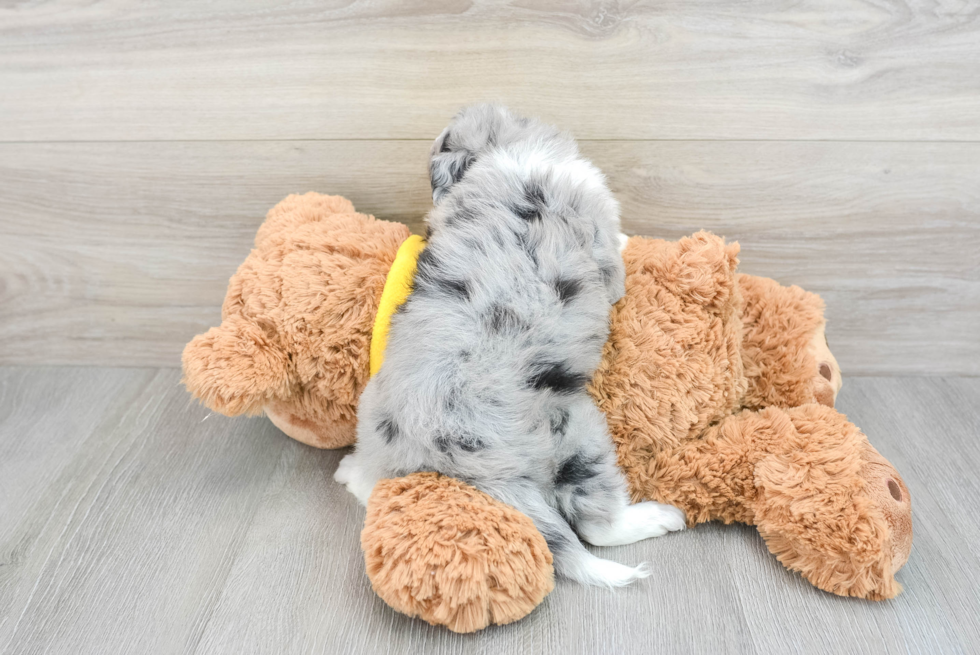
336,104 -> 684,587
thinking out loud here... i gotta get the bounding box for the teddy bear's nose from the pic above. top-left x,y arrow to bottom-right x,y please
819,363 -> 833,381
887,479 -> 902,502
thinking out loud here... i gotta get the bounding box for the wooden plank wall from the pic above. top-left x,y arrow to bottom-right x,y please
1,1 -> 978,374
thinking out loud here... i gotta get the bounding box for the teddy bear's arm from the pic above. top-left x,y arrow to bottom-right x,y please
361,472 -> 555,633
182,314 -> 291,416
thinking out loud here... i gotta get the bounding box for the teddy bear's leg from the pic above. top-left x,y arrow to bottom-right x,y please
751,404 -> 910,599
647,404 -> 911,600
737,273 -> 841,409
807,321 -> 842,407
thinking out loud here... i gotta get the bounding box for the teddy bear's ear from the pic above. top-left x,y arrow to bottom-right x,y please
182,315 -> 290,416
254,192 -> 358,251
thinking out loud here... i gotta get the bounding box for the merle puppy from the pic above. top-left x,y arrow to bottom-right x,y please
336,104 -> 685,586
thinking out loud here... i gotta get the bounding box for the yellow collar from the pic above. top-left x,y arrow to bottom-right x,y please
370,234 -> 427,377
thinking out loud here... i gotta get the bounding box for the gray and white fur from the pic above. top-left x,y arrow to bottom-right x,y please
336,104 -> 684,587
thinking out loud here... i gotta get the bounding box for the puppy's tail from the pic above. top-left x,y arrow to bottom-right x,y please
478,480 -> 649,588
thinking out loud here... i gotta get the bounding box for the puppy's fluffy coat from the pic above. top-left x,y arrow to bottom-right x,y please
336,105 -> 684,587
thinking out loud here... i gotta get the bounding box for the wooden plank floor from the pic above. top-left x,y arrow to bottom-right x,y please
1,367 -> 977,654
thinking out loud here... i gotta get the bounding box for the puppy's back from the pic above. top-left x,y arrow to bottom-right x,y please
357,104 -> 625,481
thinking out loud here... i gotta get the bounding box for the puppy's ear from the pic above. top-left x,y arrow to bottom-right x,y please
429,127 -> 475,205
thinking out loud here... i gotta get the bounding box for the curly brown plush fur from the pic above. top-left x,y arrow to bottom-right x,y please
649,405 -> 907,599
590,233 -> 910,602
738,273 -> 839,410
183,193 -> 912,632
589,232 -> 747,495
183,193 -> 409,447
363,473 -> 554,633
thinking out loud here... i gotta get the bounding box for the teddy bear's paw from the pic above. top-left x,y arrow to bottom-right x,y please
363,473 -> 554,632
809,324 -> 842,407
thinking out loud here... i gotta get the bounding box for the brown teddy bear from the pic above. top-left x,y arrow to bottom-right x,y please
183,192 -> 912,633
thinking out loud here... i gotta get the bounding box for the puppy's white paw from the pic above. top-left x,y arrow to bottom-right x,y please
334,453 -> 376,506
581,501 -> 686,546
333,453 -> 355,485
634,501 -> 687,537
617,232 -> 630,253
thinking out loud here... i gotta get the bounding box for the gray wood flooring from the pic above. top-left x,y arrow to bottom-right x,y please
1,367 -> 977,654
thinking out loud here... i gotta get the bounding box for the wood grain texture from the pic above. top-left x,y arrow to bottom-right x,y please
1,1 -> 979,141
0,367 -> 977,654
2,1 -> 976,651
1,140 -> 977,373
0,367 -> 290,654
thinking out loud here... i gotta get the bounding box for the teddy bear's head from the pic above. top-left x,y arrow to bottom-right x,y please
182,193 -> 410,448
